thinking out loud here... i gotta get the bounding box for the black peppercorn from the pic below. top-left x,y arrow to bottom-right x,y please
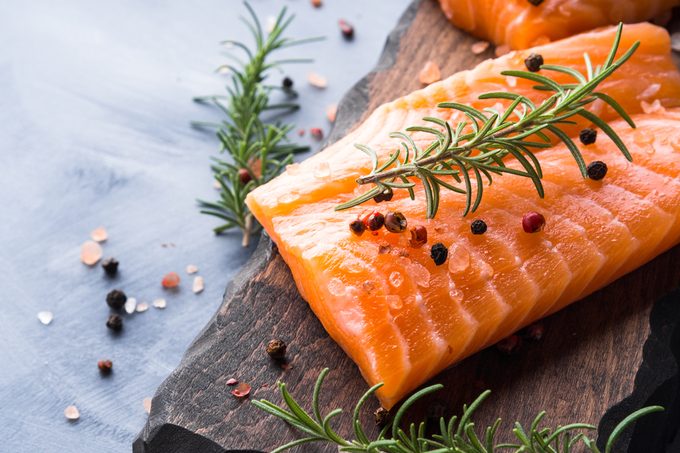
521,322 -> 545,341
365,212 -> 385,231
101,257 -> 119,277
430,242 -> 448,266
524,53 -> 544,72
106,289 -> 127,310
373,190 -> 393,203
470,219 -> 487,235
586,160 -> 608,180
98,359 -> 113,375
496,334 -> 522,355
527,0 -> 544,5
106,314 -> 123,332
374,407 -> 390,427
384,212 -> 408,233
579,128 -> 597,145
282,76 -> 293,89
349,219 -> 366,236
266,339 -> 287,360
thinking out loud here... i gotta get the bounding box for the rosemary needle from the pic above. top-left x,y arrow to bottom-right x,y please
194,2 -> 321,246
253,367 -> 664,453
336,23 -> 638,219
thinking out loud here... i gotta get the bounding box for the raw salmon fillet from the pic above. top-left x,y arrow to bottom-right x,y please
246,24 -> 680,408
439,0 -> 680,49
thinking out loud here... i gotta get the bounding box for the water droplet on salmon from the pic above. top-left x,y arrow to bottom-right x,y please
328,277 -> 345,296
389,271 -> 403,288
313,162 -> 331,179
448,244 -> 470,274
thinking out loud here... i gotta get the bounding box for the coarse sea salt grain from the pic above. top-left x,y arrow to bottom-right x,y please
186,264 -> 199,274
192,276 -> 205,294
418,61 -> 441,85
64,405 -> 80,421
90,226 -> 108,242
124,297 -> 137,314
307,72 -> 327,88
471,41 -> 490,55
37,311 -> 53,325
136,302 -> 149,313
143,397 -> 152,414
80,240 -> 103,266
153,298 -> 167,309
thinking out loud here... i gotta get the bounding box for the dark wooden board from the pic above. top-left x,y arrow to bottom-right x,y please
134,1 -> 680,451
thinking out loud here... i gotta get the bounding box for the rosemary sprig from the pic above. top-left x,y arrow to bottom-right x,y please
194,2 -> 320,246
253,368 -> 663,452
336,24 -> 638,218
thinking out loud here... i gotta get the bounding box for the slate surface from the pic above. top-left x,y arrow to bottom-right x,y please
0,1 -> 411,451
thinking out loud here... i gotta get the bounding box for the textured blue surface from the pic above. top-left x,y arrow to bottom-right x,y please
0,1 -> 410,451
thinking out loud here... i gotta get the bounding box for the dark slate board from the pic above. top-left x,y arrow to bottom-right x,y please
134,1 -> 680,451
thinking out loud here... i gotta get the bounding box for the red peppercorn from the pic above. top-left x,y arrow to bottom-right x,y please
373,190 -> 393,203
98,359 -> 113,375
238,168 -> 252,185
310,127 -> 323,140
338,19 -> 354,40
384,212 -> 407,233
349,219 -> 366,236
522,322 -> 545,341
496,334 -> 522,355
364,212 -> 385,231
522,212 -> 545,233
409,226 -> 427,248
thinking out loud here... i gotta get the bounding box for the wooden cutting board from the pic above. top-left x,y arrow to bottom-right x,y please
134,1 -> 680,451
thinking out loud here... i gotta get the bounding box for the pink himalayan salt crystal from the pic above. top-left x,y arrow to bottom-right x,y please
641,99 -> 665,114
418,61 -> 441,85
80,240 -> 103,266
448,244 -> 471,274
143,397 -> 152,414
307,72 -> 327,88
231,382 -> 251,398
64,405 -> 80,421
90,226 -> 108,242
326,104 -> 337,123
494,44 -> 511,57
192,276 -> 205,294
162,272 -> 180,288
186,264 -> 199,274
471,41 -> 490,55
226,378 -> 238,386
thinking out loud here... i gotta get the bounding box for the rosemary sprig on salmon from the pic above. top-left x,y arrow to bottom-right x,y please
193,2 -> 320,245
337,24 -> 638,218
254,368 -> 663,453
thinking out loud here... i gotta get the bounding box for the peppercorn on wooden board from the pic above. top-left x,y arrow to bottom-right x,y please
134,1 -> 680,452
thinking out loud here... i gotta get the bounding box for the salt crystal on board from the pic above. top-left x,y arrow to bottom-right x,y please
90,227 -> 108,242
152,298 -> 167,309
64,405 -> 80,421
192,276 -> 205,294
124,298 -> 137,314
226,378 -> 238,386
418,61 -> 441,85
136,302 -> 149,313
80,241 -> 103,266
143,397 -> 152,414
471,41 -> 490,55
186,264 -> 199,274
308,72 -> 327,88
37,311 -> 53,325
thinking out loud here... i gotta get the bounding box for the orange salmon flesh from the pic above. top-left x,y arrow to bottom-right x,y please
439,0 -> 680,49
246,24 -> 680,408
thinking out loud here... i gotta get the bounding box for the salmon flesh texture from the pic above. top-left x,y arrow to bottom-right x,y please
439,0 -> 680,49
246,24 -> 680,408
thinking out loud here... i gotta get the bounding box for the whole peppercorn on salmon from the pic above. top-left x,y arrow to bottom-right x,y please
246,24 -> 680,408
439,0 -> 680,50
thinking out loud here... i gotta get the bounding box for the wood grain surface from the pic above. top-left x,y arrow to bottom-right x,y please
135,1 -> 680,452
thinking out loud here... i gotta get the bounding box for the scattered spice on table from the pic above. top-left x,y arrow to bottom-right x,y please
124,297 -> 137,314
338,19 -> 354,40
186,264 -> 199,274
307,72 -> 327,89
326,104 -> 337,123
101,257 -> 119,277
106,289 -> 127,310
418,61 -> 441,85
192,276 -> 205,294
153,298 -> 167,309
231,382 -> 251,398
297,128 -> 305,137
471,41 -> 490,55
90,226 -> 108,242
310,127 -> 323,140
80,240 -> 103,266
162,272 -> 180,289
226,378 -> 238,386
136,302 -> 149,313
64,405 -> 80,421
374,407 -> 390,427
37,311 -> 53,325
143,397 -> 152,414
522,322 -> 546,341
98,359 -> 113,375
496,334 -> 522,354
106,314 -> 123,332
266,339 -> 287,360
310,0 -> 322,7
